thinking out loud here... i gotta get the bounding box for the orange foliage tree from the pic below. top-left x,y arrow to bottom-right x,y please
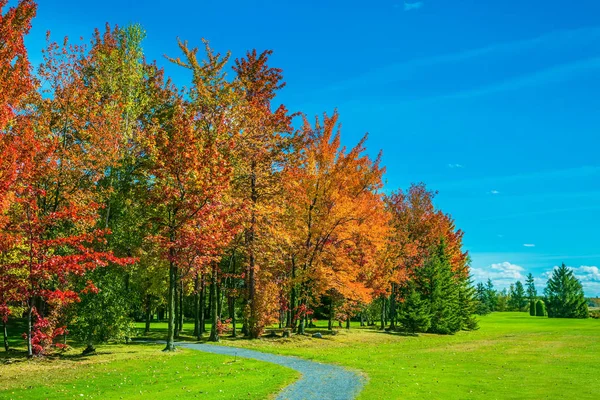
232,49 -> 295,338
283,111 -> 388,334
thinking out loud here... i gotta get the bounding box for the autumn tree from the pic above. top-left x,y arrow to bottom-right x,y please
1,2 -> 136,357
283,111 -> 387,334
147,38 -> 241,349
231,49 -> 294,338
0,0 -> 37,349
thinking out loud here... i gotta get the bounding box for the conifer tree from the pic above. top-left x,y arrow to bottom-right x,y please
525,273 -> 537,301
398,286 -> 431,334
535,299 -> 546,317
457,273 -> 479,329
485,279 -> 498,311
544,264 -> 589,318
508,281 -> 526,311
475,282 -> 491,315
416,241 -> 460,334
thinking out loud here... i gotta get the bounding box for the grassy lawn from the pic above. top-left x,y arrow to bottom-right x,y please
212,313 -> 600,399
0,322 -> 297,400
3,313 -> 599,399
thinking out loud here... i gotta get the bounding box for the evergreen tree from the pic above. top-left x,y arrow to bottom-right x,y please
529,300 -> 536,316
508,281 -> 527,311
485,279 -> 498,311
416,241 -> 460,334
507,283 -> 516,310
525,273 -> 537,301
496,289 -> 508,311
535,299 -> 546,317
475,282 -> 491,315
398,286 -> 431,334
544,264 -> 589,318
457,273 -> 479,330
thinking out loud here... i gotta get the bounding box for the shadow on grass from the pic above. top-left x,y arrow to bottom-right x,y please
374,329 -> 420,337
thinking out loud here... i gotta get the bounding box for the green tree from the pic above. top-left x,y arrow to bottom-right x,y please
535,299 -> 546,317
544,264 -> 589,318
529,300 -> 536,316
416,241 -> 460,334
496,289 -> 508,311
508,281 -> 527,311
71,266 -> 136,354
525,273 -> 537,301
485,279 -> 498,311
398,286 -> 431,334
475,282 -> 491,315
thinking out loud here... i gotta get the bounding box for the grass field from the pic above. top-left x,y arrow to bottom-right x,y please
2,313 -> 599,399
0,321 -> 297,400
218,313 -> 600,399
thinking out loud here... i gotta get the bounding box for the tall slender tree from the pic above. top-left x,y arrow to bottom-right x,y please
544,264 -> 588,319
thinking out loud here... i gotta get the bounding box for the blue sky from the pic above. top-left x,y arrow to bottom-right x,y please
19,0 -> 600,295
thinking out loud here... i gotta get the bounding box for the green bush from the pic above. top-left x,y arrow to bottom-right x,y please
529,300 -> 536,316
535,300 -> 546,317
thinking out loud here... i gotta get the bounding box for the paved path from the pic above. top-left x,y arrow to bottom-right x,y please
178,342 -> 364,400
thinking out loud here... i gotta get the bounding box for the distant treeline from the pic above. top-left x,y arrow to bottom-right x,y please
476,264 -> 590,319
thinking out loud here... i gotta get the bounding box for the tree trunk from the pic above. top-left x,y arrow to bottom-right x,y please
246,161 -> 258,338
380,295 -> 386,330
297,300 -> 306,335
145,294 -> 152,334
229,296 -> 237,337
389,283 -> 397,330
26,297 -> 32,357
207,281 -> 213,329
174,271 -> 180,339
217,280 -> 223,320
3,318 -> 9,352
288,260 -> 296,329
346,314 -> 350,330
200,273 -> 206,334
163,261 -> 176,351
194,275 -> 200,338
179,279 -> 184,335
209,265 -> 220,342
328,301 -> 333,330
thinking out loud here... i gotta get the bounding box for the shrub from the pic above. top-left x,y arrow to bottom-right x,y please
529,300 -> 536,316
535,300 -> 546,317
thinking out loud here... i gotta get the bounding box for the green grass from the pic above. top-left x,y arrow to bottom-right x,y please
214,313 -> 600,399
0,322 -> 297,400
4,313 -> 599,399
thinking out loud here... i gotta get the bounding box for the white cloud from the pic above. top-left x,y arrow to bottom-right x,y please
542,265 -> 600,296
448,163 -> 464,168
472,261 -> 526,285
490,190 -> 500,194
523,243 -> 535,247
404,2 -> 424,11
571,266 -> 600,282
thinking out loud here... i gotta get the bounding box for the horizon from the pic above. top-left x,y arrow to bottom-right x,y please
17,0 -> 600,296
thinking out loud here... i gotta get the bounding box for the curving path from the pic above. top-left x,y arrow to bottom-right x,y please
177,342 -> 364,400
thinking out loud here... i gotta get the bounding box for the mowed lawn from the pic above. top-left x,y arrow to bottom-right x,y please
217,313 -> 600,399
0,328 -> 297,399
2,313 -> 599,399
